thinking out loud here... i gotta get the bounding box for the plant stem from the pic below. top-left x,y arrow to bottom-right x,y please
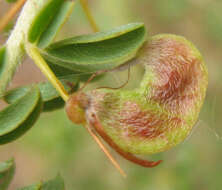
28,45 -> 69,102
80,0 -> 99,32
0,0 -> 27,32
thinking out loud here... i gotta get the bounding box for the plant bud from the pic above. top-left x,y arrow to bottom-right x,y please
65,92 -> 90,124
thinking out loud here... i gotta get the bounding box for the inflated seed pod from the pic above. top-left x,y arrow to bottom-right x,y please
66,34 -> 208,167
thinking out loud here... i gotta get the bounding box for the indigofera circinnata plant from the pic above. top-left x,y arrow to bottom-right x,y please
66,34 -> 208,168
0,0 -> 208,181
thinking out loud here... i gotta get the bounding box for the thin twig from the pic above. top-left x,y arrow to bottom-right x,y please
80,0 -> 99,32
79,70 -> 106,91
0,0 -> 27,32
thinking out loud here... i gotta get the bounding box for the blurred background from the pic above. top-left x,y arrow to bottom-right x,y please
1,0 -> 222,189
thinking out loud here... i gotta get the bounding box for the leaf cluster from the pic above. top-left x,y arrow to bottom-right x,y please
0,0 -> 146,145
0,159 -> 64,190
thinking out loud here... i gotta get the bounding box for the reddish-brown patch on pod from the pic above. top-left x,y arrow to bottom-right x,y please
119,101 -> 183,139
140,36 -> 207,115
89,113 -> 162,168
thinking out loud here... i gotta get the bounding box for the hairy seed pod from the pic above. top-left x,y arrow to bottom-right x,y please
66,34 -> 208,166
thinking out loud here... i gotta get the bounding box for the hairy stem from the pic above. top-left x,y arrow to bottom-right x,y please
27,45 -> 69,102
0,0 -> 54,96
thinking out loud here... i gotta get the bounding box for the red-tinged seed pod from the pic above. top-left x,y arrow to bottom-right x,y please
65,34 -> 208,167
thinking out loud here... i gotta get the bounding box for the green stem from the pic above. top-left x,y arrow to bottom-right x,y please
27,45 -> 69,102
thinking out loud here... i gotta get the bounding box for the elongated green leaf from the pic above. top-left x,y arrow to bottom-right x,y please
47,61 -> 104,82
3,80 -> 76,103
0,46 -> 5,56
18,175 -> 65,190
3,77 -> 79,112
0,159 -> 15,190
28,0 -> 65,43
39,82 -> 64,102
0,87 -> 40,135
3,86 -> 30,104
6,0 -> 17,3
42,23 -> 147,72
47,62 -> 79,78
38,81 -> 70,112
0,47 -> 6,79
49,23 -> 144,46
38,1 -> 74,48
3,85 -> 59,112
0,87 -> 42,144
42,98 -> 65,112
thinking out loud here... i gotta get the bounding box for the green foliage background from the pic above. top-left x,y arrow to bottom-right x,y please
1,0 -> 222,189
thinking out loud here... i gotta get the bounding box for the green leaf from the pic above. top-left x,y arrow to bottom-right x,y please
38,1 -> 74,48
38,82 -> 64,102
0,159 -> 15,190
3,77 -> 79,112
41,175 -> 65,190
18,175 -> 65,190
38,82 -> 68,112
47,61 -> 104,82
0,47 -> 6,79
3,83 -> 58,102
42,98 -> 65,112
28,0 -> 73,44
6,0 -> 17,3
42,23 -> 147,72
18,183 -> 42,190
3,86 -> 31,104
3,85 -> 60,112
47,62 -> 79,78
0,86 -> 42,144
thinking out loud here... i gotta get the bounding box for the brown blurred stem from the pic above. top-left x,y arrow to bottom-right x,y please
0,0 -> 26,32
